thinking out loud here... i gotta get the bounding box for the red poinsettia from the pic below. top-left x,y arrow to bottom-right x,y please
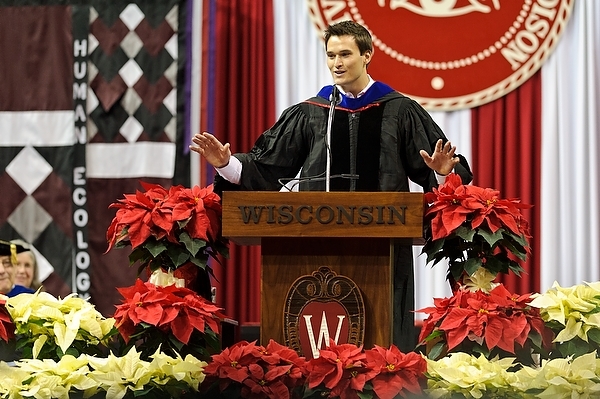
301,340 -> 427,399
424,174 -> 530,241
364,345 -> 426,399
202,339 -> 307,399
0,296 -> 15,343
417,284 -> 553,365
422,173 -> 532,280
172,184 -> 222,244
304,340 -> 369,399
105,182 -> 228,274
113,278 -> 225,346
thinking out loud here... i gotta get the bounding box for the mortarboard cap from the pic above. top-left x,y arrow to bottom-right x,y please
0,240 -> 27,265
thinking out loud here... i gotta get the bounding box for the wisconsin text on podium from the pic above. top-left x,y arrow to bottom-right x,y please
237,204 -> 407,225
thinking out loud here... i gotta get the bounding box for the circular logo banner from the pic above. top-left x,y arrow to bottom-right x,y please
307,0 -> 574,110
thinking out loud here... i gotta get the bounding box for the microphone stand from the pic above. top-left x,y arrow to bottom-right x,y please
326,86 -> 339,192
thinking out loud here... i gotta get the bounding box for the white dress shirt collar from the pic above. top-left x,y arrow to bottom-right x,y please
337,75 -> 375,99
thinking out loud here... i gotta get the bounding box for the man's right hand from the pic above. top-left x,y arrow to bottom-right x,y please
190,132 -> 231,168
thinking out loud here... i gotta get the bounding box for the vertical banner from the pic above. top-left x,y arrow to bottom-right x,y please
1,1 -> 188,315
72,5 -> 91,298
0,4 -> 75,298
85,0 -> 187,315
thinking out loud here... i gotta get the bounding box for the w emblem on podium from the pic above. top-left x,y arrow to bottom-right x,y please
284,267 -> 365,359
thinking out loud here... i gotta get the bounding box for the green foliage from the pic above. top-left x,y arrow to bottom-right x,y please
422,225 -> 527,281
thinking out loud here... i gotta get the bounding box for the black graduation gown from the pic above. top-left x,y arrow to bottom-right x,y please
215,82 -> 473,352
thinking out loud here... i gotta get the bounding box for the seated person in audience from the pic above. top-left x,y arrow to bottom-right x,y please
0,240 -> 35,297
10,239 -> 41,291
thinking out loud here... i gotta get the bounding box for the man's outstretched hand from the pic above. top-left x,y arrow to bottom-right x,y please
190,132 -> 231,168
419,139 -> 460,176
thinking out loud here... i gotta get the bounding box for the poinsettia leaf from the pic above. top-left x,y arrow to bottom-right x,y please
472,344 -> 490,359
477,227 -> 504,247
202,329 -> 222,354
464,258 -> 482,276
423,237 -> 445,256
131,386 -> 155,397
176,217 -> 191,230
168,333 -> 185,351
455,226 -> 476,241
427,341 -> 447,360
206,248 -> 225,266
357,390 -> 372,399
527,331 -> 542,349
449,260 -> 466,279
424,329 -> 445,342
503,230 -> 530,248
482,256 -> 518,275
587,305 -> 600,315
128,247 -> 150,266
144,240 -> 168,258
179,231 -> 207,257
508,261 -> 524,276
499,238 -> 528,261
426,251 -> 445,266
189,253 -> 209,268
167,246 -> 190,268
137,262 -> 149,276
113,239 -> 131,249
558,339 -> 592,359
214,240 -> 229,258
587,328 -> 600,345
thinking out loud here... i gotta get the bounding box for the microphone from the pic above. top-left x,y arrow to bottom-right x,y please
329,85 -> 342,105
325,85 -> 340,192
278,173 -> 360,192
279,85 -> 353,192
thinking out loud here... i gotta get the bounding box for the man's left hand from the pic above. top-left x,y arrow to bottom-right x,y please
419,139 -> 460,176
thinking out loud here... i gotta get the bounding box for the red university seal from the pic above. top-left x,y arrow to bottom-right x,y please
307,0 -> 574,110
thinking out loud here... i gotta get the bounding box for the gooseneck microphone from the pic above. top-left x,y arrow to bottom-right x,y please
278,173 -> 359,192
277,86 -> 357,192
326,85 -> 341,192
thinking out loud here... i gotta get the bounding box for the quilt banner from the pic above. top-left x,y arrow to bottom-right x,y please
0,0 -> 188,315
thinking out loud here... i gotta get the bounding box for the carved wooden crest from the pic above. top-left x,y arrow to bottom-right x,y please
283,266 -> 365,359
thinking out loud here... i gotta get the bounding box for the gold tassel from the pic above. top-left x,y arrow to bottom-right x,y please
10,243 -> 17,265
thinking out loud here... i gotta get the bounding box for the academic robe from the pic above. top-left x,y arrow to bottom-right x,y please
215,81 -> 473,352
6,284 -> 35,297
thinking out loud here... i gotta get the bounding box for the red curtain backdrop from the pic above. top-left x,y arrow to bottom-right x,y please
201,0 -> 275,326
471,71 -> 542,295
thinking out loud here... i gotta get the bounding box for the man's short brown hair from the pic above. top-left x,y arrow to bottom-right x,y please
324,20 -> 373,55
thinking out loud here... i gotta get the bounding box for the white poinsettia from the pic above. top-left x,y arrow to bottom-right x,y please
521,351 -> 600,398
6,290 -> 115,356
148,349 -> 208,388
86,347 -> 153,399
529,281 -> 600,343
2,349 -> 207,399
460,267 -> 500,293
510,365 -> 540,393
425,352 -> 530,398
15,354 -> 97,393
85,347 -> 207,399
148,268 -> 186,288
0,361 -> 31,397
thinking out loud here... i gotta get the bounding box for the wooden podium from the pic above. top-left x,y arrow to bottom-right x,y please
222,191 -> 424,350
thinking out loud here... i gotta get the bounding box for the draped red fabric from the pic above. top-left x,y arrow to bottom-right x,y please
201,0 -> 275,326
470,71 -> 542,295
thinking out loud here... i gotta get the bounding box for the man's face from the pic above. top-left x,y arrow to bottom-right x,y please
326,35 -> 372,96
0,255 -> 14,294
